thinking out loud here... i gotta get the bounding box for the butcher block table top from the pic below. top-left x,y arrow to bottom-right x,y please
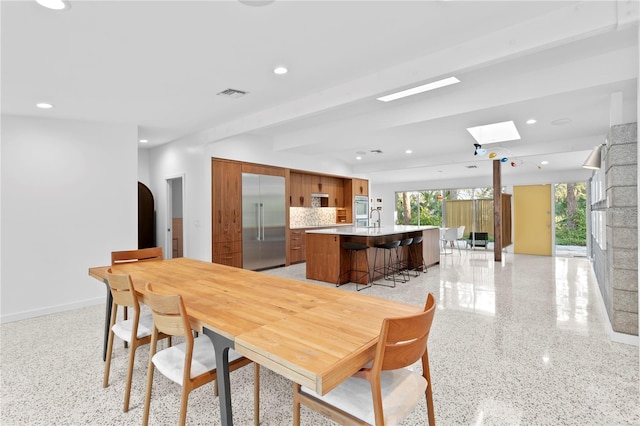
88,257 -> 421,395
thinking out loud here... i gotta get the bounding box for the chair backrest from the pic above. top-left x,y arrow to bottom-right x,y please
456,226 -> 465,239
375,293 -> 435,372
111,247 -> 163,264
144,283 -> 192,340
444,228 -> 458,241
106,270 -> 140,310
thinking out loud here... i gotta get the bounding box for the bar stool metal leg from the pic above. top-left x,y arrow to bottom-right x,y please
338,242 -> 371,291
372,240 -> 401,288
408,236 -> 428,276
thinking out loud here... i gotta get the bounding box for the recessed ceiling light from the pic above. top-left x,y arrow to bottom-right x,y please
377,76 -> 460,102
139,139 -> 148,144
541,161 -> 549,165
405,149 -> 412,154
36,0 -> 69,10
273,66 -> 288,75
36,102 -> 53,109
466,120 -> 521,144
356,156 -> 362,160
526,119 -> 537,124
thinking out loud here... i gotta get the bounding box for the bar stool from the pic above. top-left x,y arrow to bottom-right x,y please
397,238 -> 413,282
408,236 -> 428,276
372,240 -> 402,288
338,242 -> 372,291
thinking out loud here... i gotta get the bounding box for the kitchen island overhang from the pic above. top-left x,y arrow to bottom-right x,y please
305,225 -> 441,285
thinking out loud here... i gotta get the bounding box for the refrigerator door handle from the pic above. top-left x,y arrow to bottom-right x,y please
260,202 -> 265,241
255,203 -> 261,240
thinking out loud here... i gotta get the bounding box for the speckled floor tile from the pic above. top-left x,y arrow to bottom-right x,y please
1,252 -> 638,425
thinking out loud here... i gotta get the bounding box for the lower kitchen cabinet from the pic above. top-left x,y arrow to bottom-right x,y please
289,229 -> 306,264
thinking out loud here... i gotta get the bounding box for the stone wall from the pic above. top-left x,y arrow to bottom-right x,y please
592,122 -> 638,336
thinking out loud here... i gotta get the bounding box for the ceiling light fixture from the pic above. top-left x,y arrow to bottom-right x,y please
526,119 -> 537,124
36,102 -> 53,109
377,76 -> 460,102
582,144 -> 606,169
541,161 -> 549,165
273,66 -> 288,75
405,149 -> 412,154
139,139 -> 148,144
36,0 -> 69,10
467,120 -> 521,144
356,156 -> 362,160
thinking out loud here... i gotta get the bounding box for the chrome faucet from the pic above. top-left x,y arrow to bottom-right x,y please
370,207 -> 381,228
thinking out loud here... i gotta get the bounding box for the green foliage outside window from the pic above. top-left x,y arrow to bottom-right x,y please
395,191 -> 444,226
555,183 -> 587,246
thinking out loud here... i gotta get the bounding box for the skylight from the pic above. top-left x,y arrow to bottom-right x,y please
466,120 -> 521,144
377,77 -> 460,102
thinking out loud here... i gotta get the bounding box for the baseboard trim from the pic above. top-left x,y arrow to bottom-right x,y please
0,297 -> 104,324
610,330 -> 639,346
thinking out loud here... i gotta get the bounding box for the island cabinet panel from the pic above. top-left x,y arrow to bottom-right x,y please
211,159 -> 242,267
306,233 -> 341,284
422,228 -> 441,266
305,226 -> 441,286
289,229 -> 306,264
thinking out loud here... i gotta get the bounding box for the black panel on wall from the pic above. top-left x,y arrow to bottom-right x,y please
138,182 -> 156,249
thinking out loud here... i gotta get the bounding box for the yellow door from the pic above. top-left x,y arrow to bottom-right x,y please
513,185 -> 552,256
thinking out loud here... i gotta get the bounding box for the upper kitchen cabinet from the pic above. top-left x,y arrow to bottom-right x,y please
211,159 -> 242,267
290,172 -> 311,207
323,176 -> 344,207
352,178 -> 368,196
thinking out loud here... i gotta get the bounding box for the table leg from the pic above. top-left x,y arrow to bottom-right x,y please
203,327 -> 234,426
103,283 -> 113,361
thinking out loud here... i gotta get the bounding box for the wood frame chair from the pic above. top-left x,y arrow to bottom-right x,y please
101,247 -> 164,360
293,293 -> 436,426
103,271 -> 170,412
142,283 -> 260,426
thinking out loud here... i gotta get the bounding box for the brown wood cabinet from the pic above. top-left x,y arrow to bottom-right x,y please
290,172 -> 311,207
211,159 -> 242,267
289,229 -> 306,264
306,233 -> 341,283
352,178 -> 368,196
323,176 -> 344,207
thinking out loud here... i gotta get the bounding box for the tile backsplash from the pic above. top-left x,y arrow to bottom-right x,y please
290,207 -> 337,228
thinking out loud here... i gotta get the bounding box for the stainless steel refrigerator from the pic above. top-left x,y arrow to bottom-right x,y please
242,173 -> 286,271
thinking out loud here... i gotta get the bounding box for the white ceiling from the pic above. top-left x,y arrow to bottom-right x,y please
2,0 -> 638,186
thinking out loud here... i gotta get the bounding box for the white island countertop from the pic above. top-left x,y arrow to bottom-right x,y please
305,225 -> 439,236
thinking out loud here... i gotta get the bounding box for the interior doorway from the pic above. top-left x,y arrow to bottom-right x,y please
166,175 -> 185,259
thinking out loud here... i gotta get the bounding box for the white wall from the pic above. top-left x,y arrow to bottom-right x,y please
1,115 -> 138,322
147,133 -> 352,262
138,148 -> 151,186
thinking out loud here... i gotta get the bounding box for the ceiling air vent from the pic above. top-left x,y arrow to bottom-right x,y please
370,149 -> 383,154
466,165 -> 478,169
217,88 -> 248,98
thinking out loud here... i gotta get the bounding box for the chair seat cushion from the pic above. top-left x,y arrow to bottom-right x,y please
112,313 -> 153,342
302,368 -> 427,425
152,334 -> 243,386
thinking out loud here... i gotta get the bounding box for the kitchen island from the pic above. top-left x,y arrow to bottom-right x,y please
305,225 -> 440,285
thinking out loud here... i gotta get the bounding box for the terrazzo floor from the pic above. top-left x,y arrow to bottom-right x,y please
1,252 -> 638,425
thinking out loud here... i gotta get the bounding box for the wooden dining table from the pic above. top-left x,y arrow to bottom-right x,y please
89,257 -> 421,425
